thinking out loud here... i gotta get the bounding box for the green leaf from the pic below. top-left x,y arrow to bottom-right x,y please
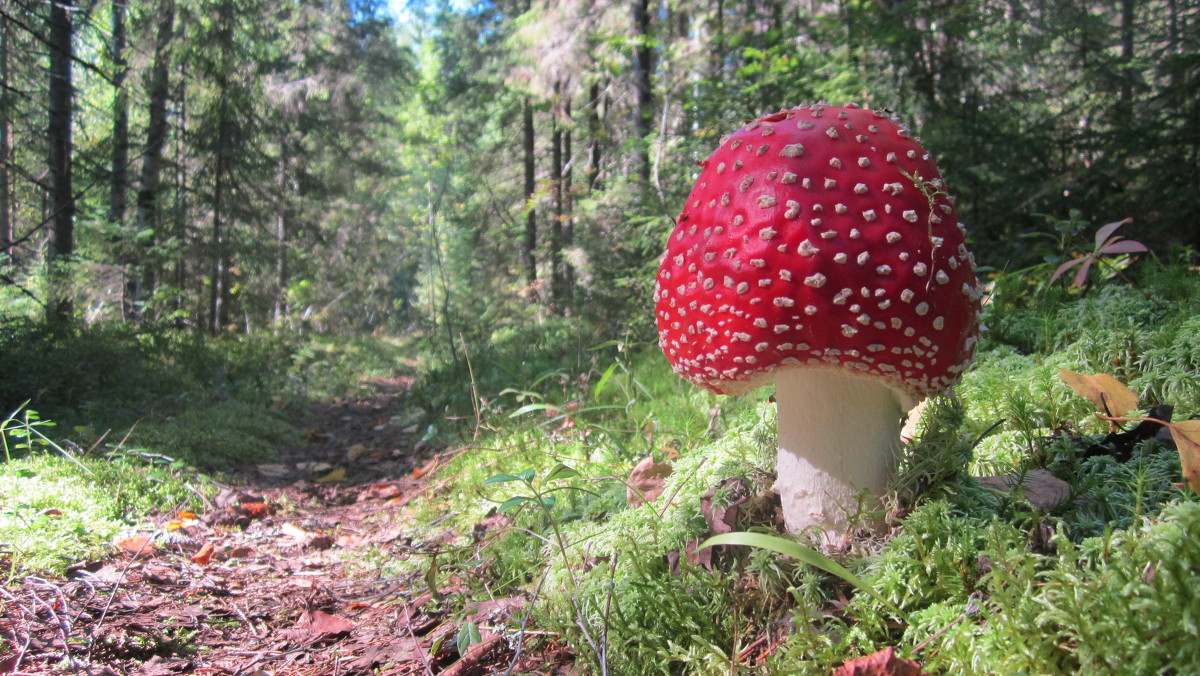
483,473 -> 521,485
498,496 -> 533,513
545,463 -> 580,482
508,403 -> 556,418
514,468 -> 536,483
699,532 -> 905,619
593,362 -> 620,401
456,620 -> 481,655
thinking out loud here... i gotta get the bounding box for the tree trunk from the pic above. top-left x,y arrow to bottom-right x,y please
549,82 -> 564,311
110,0 -> 128,225
631,0 -> 654,184
0,13 -> 12,263
521,96 -> 537,295
562,92 -> 575,306
209,0 -> 234,334
132,0 -> 175,319
586,81 -> 604,191
46,0 -> 74,319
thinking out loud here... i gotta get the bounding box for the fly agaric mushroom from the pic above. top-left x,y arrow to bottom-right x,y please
654,103 -> 982,542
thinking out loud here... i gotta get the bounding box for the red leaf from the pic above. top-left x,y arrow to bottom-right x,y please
833,647 -> 928,676
1048,257 -> 1086,286
1093,218 -> 1133,250
190,542 -> 215,565
1098,239 -> 1149,255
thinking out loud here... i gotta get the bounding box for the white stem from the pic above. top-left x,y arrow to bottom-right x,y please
773,369 -> 914,545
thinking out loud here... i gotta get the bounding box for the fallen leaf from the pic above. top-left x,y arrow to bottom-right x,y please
116,535 -> 157,557
1058,369 -> 1139,417
317,468 -> 346,483
700,477 -> 749,535
412,457 -> 440,479
190,542 -> 215,565
238,502 -> 274,519
297,461 -> 334,473
177,511 -> 197,520
297,609 -> 355,637
833,646 -> 928,675
976,469 -> 1071,510
346,443 -> 368,461
281,522 -> 313,540
1168,419 -> 1200,494
255,463 -> 290,477
627,456 -> 673,506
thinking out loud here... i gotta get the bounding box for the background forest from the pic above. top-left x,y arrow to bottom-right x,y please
1,0 -> 1197,346
3,0 -> 1200,672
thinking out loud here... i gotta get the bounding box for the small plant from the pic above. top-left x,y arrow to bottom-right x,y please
1048,218 -> 1147,289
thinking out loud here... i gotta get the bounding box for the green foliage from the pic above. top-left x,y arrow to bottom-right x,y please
0,410 -> 212,576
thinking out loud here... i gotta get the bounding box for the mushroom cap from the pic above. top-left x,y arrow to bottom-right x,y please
654,103 -> 983,400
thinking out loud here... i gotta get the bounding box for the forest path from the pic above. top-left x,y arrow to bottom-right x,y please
3,378 -> 569,675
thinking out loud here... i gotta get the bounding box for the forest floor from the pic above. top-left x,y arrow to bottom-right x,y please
1,378 -> 575,675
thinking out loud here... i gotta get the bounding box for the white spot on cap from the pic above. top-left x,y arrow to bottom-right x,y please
774,297 -> 795,307
835,203 -> 848,214
780,144 -> 804,157
841,324 -> 857,337
781,172 -> 797,184
913,262 -> 928,277
902,210 -> 918,223
804,273 -> 827,288
810,218 -> 823,227
757,195 -> 777,208
900,289 -> 914,302
825,128 -> 839,139
933,317 -> 945,330
915,302 -> 930,316
736,282 -> 750,294
798,240 -> 819,256
739,176 -> 754,192
857,252 -> 870,265
805,305 -> 818,315
862,209 -> 877,222
854,183 -> 868,194
936,269 -> 950,285
824,178 -> 837,189
759,226 -> 778,239
834,253 -> 847,263
829,158 -> 842,169
886,231 -> 901,243
876,265 -> 892,275
857,157 -> 870,168
784,201 -> 801,219
750,258 -> 765,267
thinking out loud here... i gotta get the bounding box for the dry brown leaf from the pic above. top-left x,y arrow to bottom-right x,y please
626,456 -> 673,506
297,609 -> 355,637
116,535 -> 157,557
976,469 -> 1071,510
1168,419 -> 1200,494
1058,369 -> 1139,417
190,542 -> 215,565
833,647 -> 928,675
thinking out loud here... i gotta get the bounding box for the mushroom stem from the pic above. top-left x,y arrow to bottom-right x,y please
773,369 -> 915,545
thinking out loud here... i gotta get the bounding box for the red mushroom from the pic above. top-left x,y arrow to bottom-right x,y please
654,103 -> 982,543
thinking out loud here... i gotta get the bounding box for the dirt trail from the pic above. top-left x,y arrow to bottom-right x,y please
0,378 -> 571,675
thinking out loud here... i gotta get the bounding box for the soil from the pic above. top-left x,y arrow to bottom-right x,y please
0,377 -> 576,675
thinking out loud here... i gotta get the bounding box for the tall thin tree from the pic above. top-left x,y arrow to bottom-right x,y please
46,0 -> 75,318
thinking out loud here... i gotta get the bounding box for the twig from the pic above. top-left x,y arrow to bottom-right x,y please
401,604 -> 435,676
24,578 -> 79,669
504,570 -> 550,676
